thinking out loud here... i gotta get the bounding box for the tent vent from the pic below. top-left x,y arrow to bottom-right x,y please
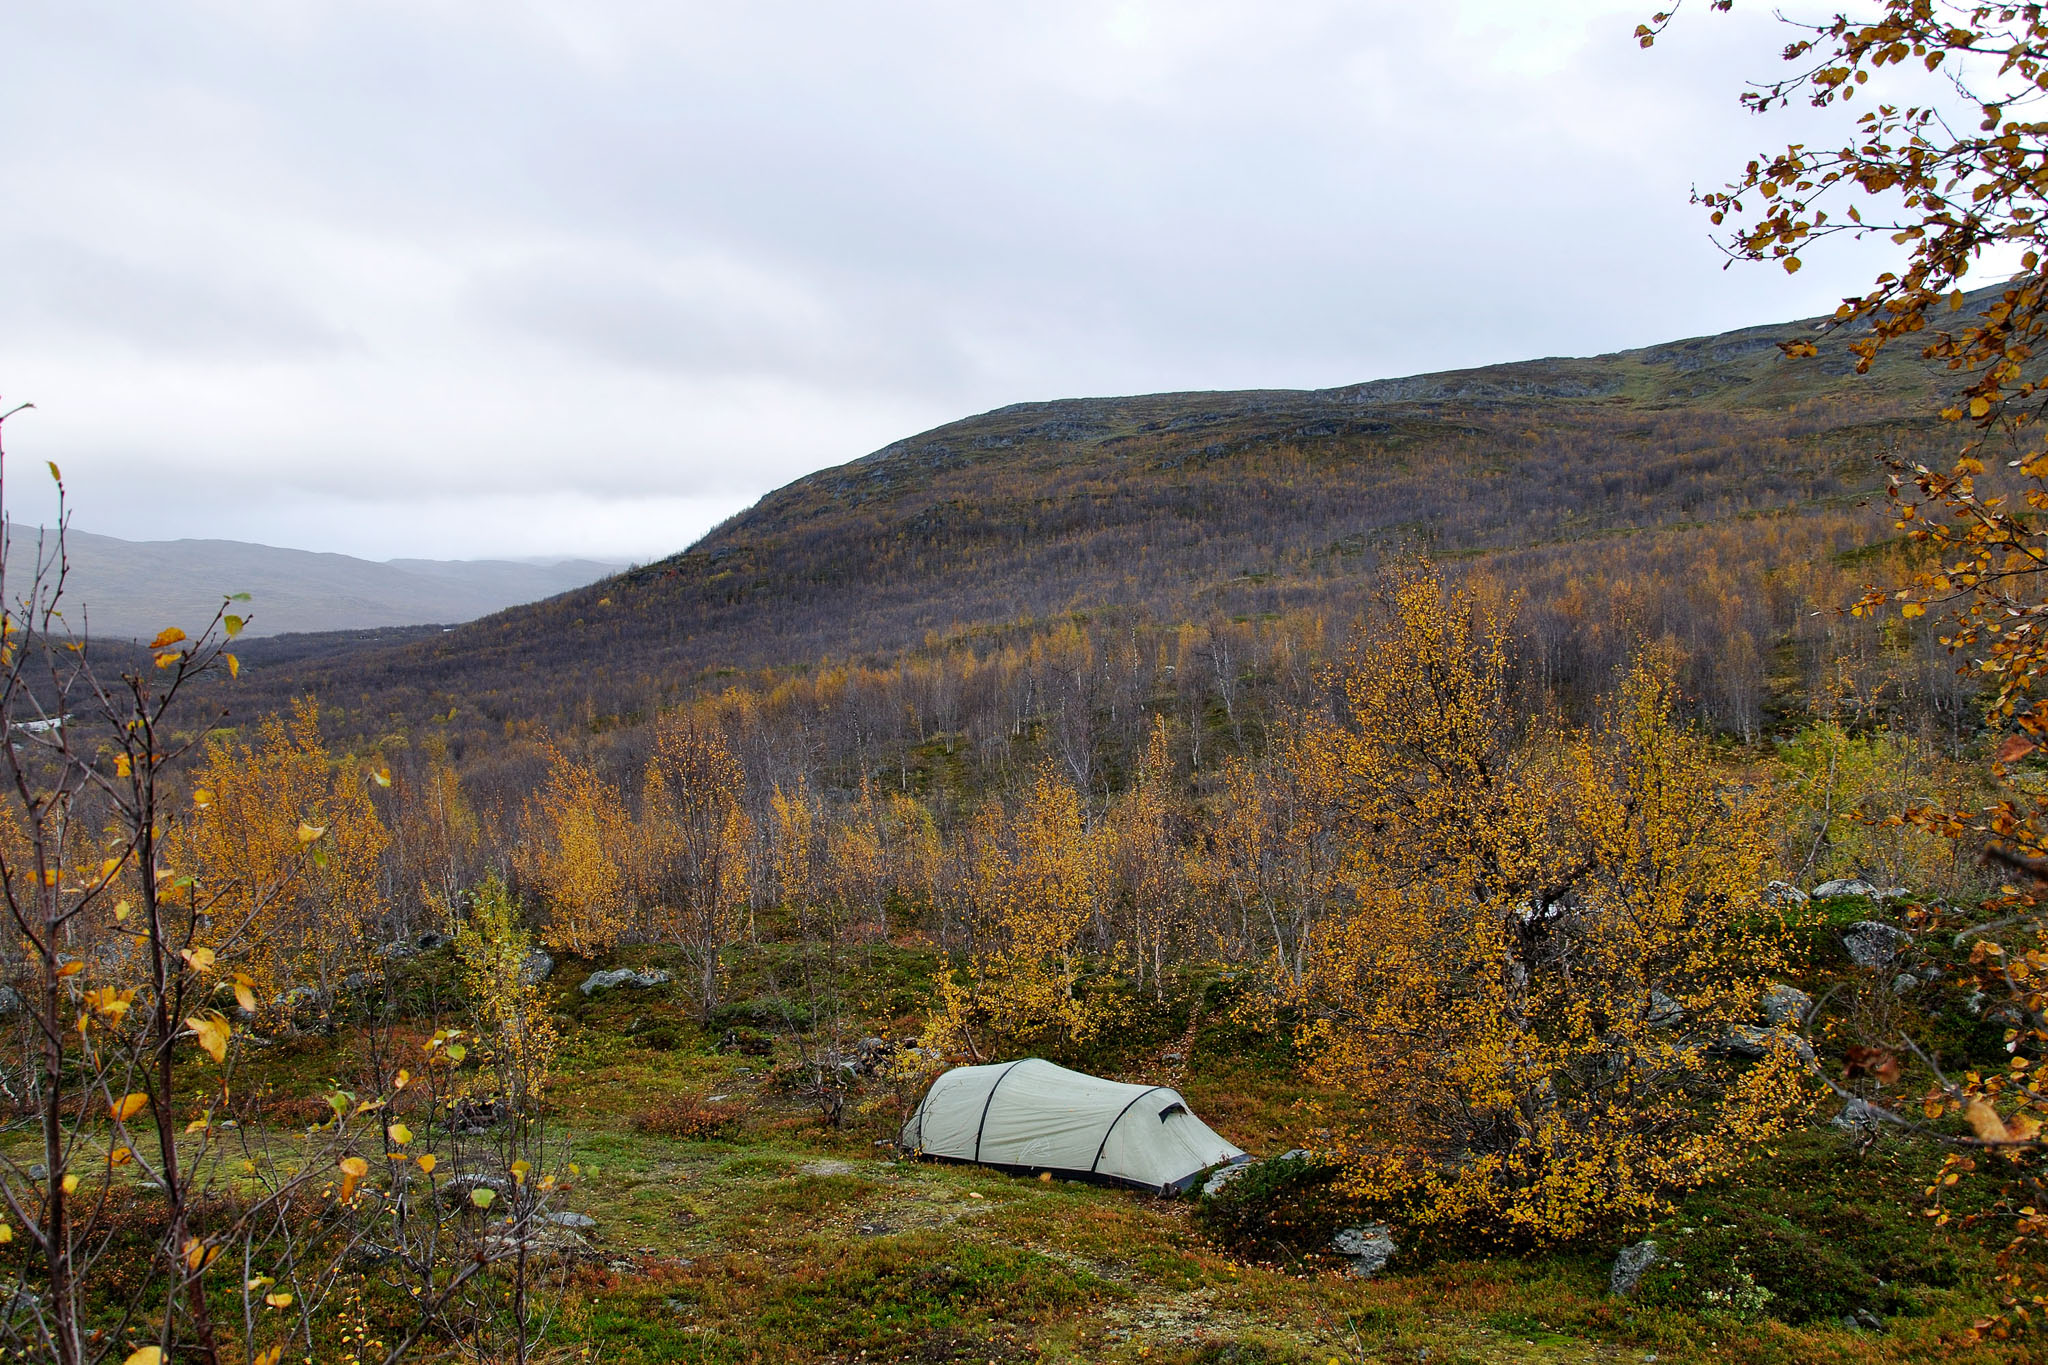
1158,1102 -> 1187,1121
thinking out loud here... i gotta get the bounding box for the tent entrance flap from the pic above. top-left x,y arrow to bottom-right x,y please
902,1058 -> 1246,1193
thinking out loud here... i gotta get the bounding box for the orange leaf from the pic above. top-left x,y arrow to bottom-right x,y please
1966,1097 -> 2010,1143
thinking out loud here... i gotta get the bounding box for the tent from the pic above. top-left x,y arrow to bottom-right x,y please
900,1057 -> 1247,1194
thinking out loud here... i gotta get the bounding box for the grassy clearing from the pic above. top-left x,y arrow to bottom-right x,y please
27,940 -> 2034,1363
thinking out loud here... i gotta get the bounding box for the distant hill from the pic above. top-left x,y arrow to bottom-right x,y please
3,527 -> 623,639
222,289 -> 1993,750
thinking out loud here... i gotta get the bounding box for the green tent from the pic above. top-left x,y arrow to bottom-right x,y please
901,1058 -> 1246,1194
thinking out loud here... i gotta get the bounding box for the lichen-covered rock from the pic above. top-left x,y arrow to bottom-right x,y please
1760,983 -> 1812,1027
1842,921 -> 1912,970
546,1210 -> 597,1230
1721,1025 -> 1815,1064
519,950 -> 555,985
1814,878 -> 1877,899
1200,1159 -> 1255,1199
1763,880 -> 1809,907
1330,1224 -> 1396,1278
1832,1097 -> 1888,1142
579,967 -> 672,996
1643,990 -> 1684,1029
1610,1239 -> 1661,1295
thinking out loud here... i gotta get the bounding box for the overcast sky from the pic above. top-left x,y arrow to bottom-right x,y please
1,1 -> 1917,563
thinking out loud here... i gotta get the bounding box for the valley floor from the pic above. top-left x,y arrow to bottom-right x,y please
35,940 -> 2027,1365
414,950 -> 2027,1365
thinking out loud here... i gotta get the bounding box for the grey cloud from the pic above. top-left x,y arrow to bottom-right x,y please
3,236 -> 354,359
465,249 -> 972,388
0,1 -> 1918,562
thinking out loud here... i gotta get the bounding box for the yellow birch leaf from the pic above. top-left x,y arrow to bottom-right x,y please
416,1153 -> 437,1175
338,1155 -> 368,1202
110,1092 -> 149,1122
185,1012 -> 230,1064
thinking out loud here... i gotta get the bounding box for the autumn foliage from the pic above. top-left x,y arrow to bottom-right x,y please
175,698 -> 389,1014
1287,572 -> 1811,1239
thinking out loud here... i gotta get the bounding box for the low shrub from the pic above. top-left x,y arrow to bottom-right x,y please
633,1095 -> 744,1141
1635,1135 -> 1977,1325
708,996 -> 813,1031
1637,1205 -> 1897,1324
634,1025 -> 683,1051
1192,1153 -> 1358,1262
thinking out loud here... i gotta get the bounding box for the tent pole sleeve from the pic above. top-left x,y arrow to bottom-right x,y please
972,1060 -> 1027,1163
1088,1086 -> 1166,1174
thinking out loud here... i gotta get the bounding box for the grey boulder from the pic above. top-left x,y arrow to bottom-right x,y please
1721,1025 -> 1815,1064
1843,921 -> 1912,970
1330,1224 -> 1396,1278
1610,1239 -> 1661,1295
519,951 -> 555,985
1814,878 -> 1877,900
1832,1097 -> 1889,1142
1643,990 -> 1685,1029
1763,881 -> 1809,907
1760,983 -> 1812,1027
1200,1160 -> 1255,1200
579,968 -> 672,997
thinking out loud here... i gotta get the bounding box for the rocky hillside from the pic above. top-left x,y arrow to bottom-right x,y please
222,293 -> 1975,744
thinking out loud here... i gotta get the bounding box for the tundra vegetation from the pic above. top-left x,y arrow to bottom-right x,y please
15,2 -> 2048,1362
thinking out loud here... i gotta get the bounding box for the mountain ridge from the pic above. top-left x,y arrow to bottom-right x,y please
222,288 -> 1985,746
4,525 -> 624,640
